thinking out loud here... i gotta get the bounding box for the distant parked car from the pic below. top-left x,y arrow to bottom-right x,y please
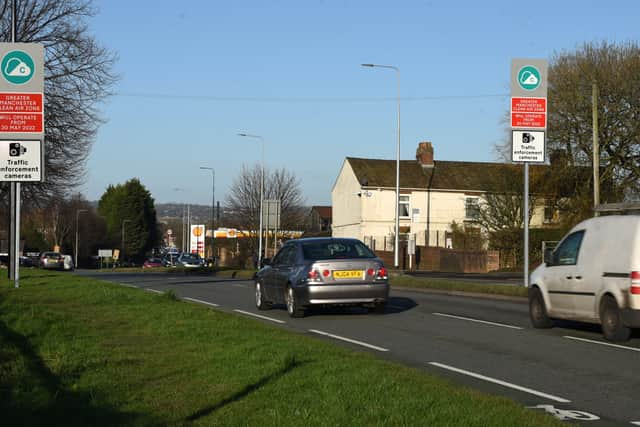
39,252 -> 64,270
255,237 -> 389,318
19,255 -> 34,267
143,257 -> 163,268
177,252 -> 205,268
162,253 -> 180,267
62,255 -> 74,271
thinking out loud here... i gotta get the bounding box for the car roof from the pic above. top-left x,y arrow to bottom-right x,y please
288,237 -> 362,244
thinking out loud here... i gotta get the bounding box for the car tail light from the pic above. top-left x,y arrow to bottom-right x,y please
367,268 -> 374,276
322,269 -> 330,277
377,267 -> 388,279
631,271 -> 640,294
308,270 -> 319,280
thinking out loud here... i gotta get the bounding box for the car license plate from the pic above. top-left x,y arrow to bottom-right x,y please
333,270 -> 363,279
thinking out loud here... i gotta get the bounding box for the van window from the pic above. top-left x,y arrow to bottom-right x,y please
552,230 -> 585,266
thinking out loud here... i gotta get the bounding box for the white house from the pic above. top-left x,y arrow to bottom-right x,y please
332,142 -> 552,249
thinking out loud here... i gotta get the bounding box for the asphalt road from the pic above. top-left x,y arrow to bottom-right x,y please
77,270 -> 640,426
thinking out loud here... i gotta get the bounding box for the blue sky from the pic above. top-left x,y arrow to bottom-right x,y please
84,0 -> 638,206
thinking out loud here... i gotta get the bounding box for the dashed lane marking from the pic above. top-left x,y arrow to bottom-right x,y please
309,329 -> 389,352
564,336 -> 640,352
119,283 -> 138,288
183,297 -> 220,308
429,362 -> 570,403
233,309 -> 286,324
432,312 -> 523,330
145,289 -> 164,294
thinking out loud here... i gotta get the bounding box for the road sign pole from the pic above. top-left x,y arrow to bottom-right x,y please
8,1 -> 19,286
524,163 -> 529,288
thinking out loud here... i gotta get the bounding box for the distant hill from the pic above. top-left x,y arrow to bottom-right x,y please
88,201 -> 215,224
155,203 -> 213,223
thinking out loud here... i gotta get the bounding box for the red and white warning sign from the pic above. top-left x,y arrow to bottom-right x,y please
511,97 -> 546,129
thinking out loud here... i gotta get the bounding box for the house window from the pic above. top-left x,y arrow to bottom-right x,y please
465,197 -> 480,221
399,195 -> 410,218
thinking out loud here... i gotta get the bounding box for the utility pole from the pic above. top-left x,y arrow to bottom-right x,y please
592,82 -> 600,215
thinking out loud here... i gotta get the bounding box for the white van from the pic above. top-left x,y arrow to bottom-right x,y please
529,215 -> 640,341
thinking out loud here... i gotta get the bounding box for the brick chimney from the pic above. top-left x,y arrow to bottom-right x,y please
416,141 -> 434,168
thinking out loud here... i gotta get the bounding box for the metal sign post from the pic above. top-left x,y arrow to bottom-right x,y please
511,58 -> 548,288
0,41 -> 45,287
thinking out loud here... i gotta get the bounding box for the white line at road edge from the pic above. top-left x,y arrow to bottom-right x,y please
429,362 -> 571,403
432,312 -> 523,330
233,310 -> 286,324
309,329 -> 389,352
119,283 -> 138,288
630,421 -> 640,426
564,336 -> 640,352
145,288 -> 163,294
183,297 -> 220,307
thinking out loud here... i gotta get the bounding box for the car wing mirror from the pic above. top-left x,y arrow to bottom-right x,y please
544,248 -> 554,266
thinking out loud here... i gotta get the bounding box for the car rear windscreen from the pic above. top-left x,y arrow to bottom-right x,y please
302,241 -> 375,260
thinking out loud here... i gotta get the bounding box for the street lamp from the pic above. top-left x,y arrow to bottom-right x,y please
361,63 -> 401,268
75,209 -> 87,268
121,219 -> 131,265
199,166 -> 215,262
173,187 -> 187,252
238,132 -> 264,268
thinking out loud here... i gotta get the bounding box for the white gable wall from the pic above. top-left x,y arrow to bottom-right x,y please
331,160 -> 363,239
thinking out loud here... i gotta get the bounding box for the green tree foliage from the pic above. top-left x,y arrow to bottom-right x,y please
98,179 -> 159,260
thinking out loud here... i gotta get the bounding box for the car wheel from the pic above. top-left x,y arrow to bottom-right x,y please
286,285 -> 304,318
600,295 -> 631,342
529,287 -> 553,328
255,281 -> 271,310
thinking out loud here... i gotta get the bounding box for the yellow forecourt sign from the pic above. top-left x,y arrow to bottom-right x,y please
333,270 -> 364,279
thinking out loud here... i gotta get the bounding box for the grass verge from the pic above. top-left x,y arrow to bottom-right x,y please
390,275 -> 528,298
0,270 -> 557,426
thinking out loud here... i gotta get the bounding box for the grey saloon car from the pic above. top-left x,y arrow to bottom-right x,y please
255,238 -> 389,317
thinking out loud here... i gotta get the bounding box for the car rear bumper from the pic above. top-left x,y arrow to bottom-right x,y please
621,308 -> 640,327
296,283 -> 389,306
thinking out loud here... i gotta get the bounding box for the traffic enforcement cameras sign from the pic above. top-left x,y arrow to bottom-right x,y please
512,131 -> 545,163
0,139 -> 41,181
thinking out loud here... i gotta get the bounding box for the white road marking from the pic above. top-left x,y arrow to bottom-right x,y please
119,283 -> 138,288
428,362 -> 571,403
233,309 -> 286,324
231,283 -> 249,288
145,288 -> 164,294
564,336 -> 640,352
629,422 -> 640,426
432,312 -> 523,330
309,329 -> 389,352
183,297 -> 220,308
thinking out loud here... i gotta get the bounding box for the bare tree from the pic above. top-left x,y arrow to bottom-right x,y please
0,0 -> 118,205
225,164 -> 306,252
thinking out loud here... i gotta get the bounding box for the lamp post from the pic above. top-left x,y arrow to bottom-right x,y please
75,209 -> 87,268
173,187 -> 186,252
361,63 -> 401,268
199,166 -> 215,262
238,132 -> 264,268
121,219 -> 131,265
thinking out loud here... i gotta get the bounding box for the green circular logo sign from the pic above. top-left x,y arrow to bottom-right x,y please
517,65 -> 541,91
1,50 -> 35,85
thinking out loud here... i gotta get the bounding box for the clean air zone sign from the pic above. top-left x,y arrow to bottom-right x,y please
511,58 -> 548,163
0,43 -> 44,182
